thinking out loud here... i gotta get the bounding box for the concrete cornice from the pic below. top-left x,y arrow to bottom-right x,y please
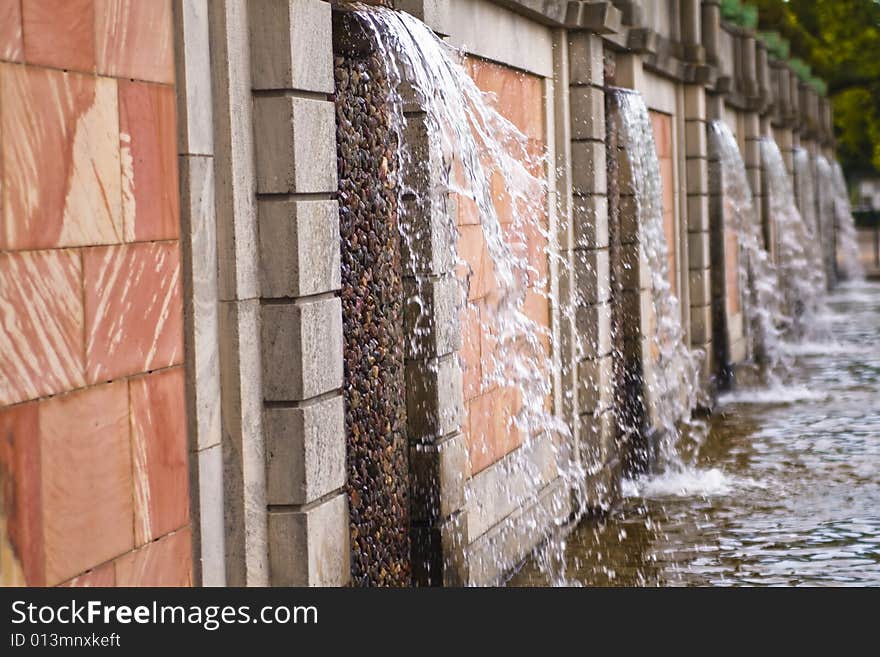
487,0 -> 621,32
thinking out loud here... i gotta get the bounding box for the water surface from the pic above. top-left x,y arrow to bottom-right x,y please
511,280 -> 880,586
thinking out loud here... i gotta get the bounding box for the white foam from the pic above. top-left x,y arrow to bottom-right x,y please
719,385 -> 829,405
622,467 -> 754,499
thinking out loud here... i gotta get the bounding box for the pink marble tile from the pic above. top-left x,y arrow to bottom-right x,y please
129,367 -> 189,546
0,63 -> 122,249
83,242 -> 183,384
0,250 -> 86,406
21,0 -> 95,72
119,80 -> 180,241
114,527 -> 192,586
94,0 -> 173,84
0,0 -> 23,62
40,382 -> 133,585
0,401 -> 44,585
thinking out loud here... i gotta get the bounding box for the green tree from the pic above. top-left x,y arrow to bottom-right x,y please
752,0 -> 880,177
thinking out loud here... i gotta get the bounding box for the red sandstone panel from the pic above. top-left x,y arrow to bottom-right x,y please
0,64 -> 122,250
114,527 -> 192,586
457,57 -> 548,474
467,58 -> 544,141
0,0 -> 22,62
650,111 -> 678,294
461,303 -> 482,400
40,382 -> 133,585
0,401 -> 44,585
119,80 -> 180,242
0,250 -> 86,405
129,367 -> 189,545
468,392 -> 495,474
21,0 -> 95,72
61,561 -> 116,587
94,0 -> 174,84
83,242 -> 184,384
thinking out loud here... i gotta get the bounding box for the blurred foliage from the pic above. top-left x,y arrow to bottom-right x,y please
757,30 -> 790,59
721,0 -> 759,29
752,0 -> 880,177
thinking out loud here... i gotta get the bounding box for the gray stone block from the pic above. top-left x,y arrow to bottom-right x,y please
465,436 -> 558,542
571,248 -> 610,305
568,32 -> 604,86
686,157 -> 709,195
403,275 -> 463,359
571,140 -> 607,195
620,242 -> 651,291
179,155 -> 222,451
570,86 -> 606,141
688,230 -> 711,270
265,394 -> 345,506
196,444 -> 226,586
173,0 -> 214,155
254,96 -> 337,194
684,85 -> 706,118
258,198 -> 341,298
249,0 -> 334,93
405,355 -> 463,441
465,477 -> 570,586
267,493 -> 350,586
411,510 -> 468,587
572,193 -> 609,249
400,195 -> 457,276
619,193 -> 639,243
688,267 -> 712,306
690,303 -> 713,345
575,301 -> 612,360
578,355 -> 614,414
261,297 -> 343,401
409,432 -> 468,523
685,120 -> 707,158
687,194 -> 710,233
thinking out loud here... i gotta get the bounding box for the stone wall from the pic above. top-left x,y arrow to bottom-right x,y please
0,0 -> 190,586
0,0 -> 845,588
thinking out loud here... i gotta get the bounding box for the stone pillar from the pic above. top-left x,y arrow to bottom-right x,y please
701,0 -> 721,67
402,97 -> 468,589
680,0 -> 704,63
248,0 -> 349,587
207,0 -> 268,587
684,84 -> 714,390
569,33 -> 616,506
173,0 -> 225,587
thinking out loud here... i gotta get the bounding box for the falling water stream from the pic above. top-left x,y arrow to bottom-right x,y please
610,91 -> 706,481
344,5 -> 876,586
762,140 -> 828,340
709,121 -> 788,378
831,161 -> 865,281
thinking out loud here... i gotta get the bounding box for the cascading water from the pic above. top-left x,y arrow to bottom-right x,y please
348,4 -> 578,582
831,161 -> 865,281
816,155 -> 837,286
612,91 -> 704,474
762,140 -> 828,338
793,148 -> 829,294
708,121 -> 788,379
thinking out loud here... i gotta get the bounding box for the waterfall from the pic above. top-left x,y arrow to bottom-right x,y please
708,121 -> 788,379
348,4 -> 578,581
793,148 -> 829,294
762,141 -> 827,337
613,91 -> 704,472
831,161 -> 865,281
